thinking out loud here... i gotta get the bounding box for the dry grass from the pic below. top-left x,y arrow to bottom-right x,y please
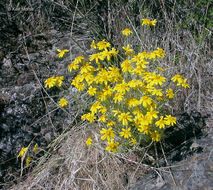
10,123 -> 149,190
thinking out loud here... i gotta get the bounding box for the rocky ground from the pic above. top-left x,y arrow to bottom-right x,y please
0,28 -> 91,189
130,112 -> 213,190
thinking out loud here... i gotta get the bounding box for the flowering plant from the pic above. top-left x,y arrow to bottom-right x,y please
45,19 -> 189,153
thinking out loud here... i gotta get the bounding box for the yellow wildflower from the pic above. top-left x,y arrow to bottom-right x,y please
91,40 -> 97,49
121,60 -> 133,72
81,112 -> 96,123
138,125 -> 150,135
126,98 -> 140,108
113,92 -> 124,103
17,147 -> 28,158
131,138 -> 137,145
87,86 -> 97,96
113,110 -> 121,117
86,138 -> 93,146
98,114 -> 107,122
97,39 -> 111,50
33,144 -> 38,152
171,75 -> 183,83
90,101 -> 101,114
99,106 -> 107,114
89,53 -> 104,63
106,121 -> 116,127
106,139 -> 119,153
177,78 -> 190,88
100,127 -> 115,141
59,98 -> 68,107
155,116 -> 166,129
147,108 -> 159,120
73,56 -> 84,64
45,77 -> 56,88
150,131 -> 161,142
101,50 -> 112,61
109,48 -> 119,56
122,28 -> 133,36
141,19 -> 157,26
119,127 -> 132,139
140,96 -> 153,108
122,44 -> 134,55
113,80 -> 130,94
68,62 -> 79,72
166,88 -> 175,99
118,112 -> 133,126
26,156 -> 31,166
164,115 -> 176,126
55,76 -> 64,87
56,49 -> 69,58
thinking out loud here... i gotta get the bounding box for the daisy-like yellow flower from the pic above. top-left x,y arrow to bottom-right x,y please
113,92 -> 124,103
151,74 -> 166,86
59,98 -> 68,107
151,89 -> 163,97
113,80 -> 130,94
155,116 -> 166,129
141,19 -> 157,26
106,120 -> 116,127
166,88 -> 175,99
164,115 -> 176,126
126,98 -> 140,108
96,39 -> 111,50
89,53 -> 104,63
122,28 -> 133,36
118,112 -> 133,126
99,106 -> 107,114
121,60 -> 133,72
140,96 -> 153,108
45,77 -> 56,88
171,75 -> 183,83
68,62 -> 79,72
106,139 -> 119,153
55,76 -> 64,87
177,78 -> 190,88
17,147 -> 28,158
146,108 -> 158,120
131,138 -> 137,145
86,138 -> 92,146
100,127 -> 115,141
91,40 -> 97,49
101,50 -> 112,61
119,127 -> 132,139
98,114 -> 107,122
56,49 -> 69,58
87,86 -> 97,96
90,101 -> 101,114
150,131 -> 161,142
138,125 -> 150,135
81,112 -> 96,123
113,110 -> 121,117
109,48 -> 119,56
122,45 -> 134,55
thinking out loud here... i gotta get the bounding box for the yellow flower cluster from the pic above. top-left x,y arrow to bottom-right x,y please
141,19 -> 157,26
44,76 -> 64,88
45,19 -> 190,153
17,143 -> 38,166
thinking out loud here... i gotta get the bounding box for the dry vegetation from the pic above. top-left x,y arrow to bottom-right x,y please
3,0 -> 212,189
